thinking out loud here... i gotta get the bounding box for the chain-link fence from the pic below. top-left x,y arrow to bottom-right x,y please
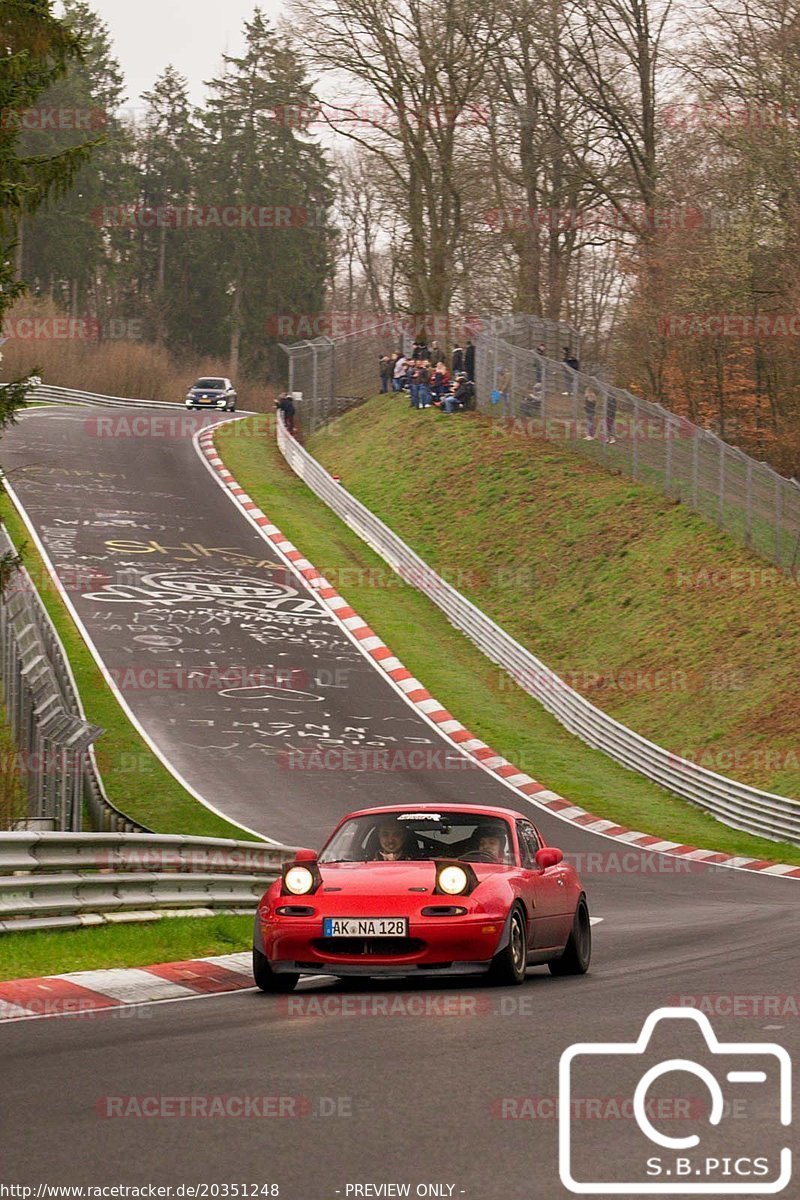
476,331 -> 800,570
482,313 -> 581,362
279,314 -> 579,438
0,528 -> 141,832
280,319 -> 406,437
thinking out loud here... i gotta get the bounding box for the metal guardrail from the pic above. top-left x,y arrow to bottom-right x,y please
0,528 -> 140,834
276,416 -> 800,847
0,831 -> 294,932
20,383 -> 186,409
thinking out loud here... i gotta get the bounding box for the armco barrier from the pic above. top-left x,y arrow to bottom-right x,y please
0,831 -> 295,932
275,416 -> 800,847
0,527 -> 132,833
21,383 -> 186,409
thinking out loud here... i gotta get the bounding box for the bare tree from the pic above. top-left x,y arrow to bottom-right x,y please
292,0 -> 497,314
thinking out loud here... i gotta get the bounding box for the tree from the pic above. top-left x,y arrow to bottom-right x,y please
0,0 -> 100,433
135,66 -> 202,345
295,0 -> 496,316
16,0 -> 131,319
200,7 -> 335,376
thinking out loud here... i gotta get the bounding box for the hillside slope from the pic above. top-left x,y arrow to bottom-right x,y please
308,399 -> 799,799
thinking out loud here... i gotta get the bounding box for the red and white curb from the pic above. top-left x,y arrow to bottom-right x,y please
194,421 -> 799,883
0,953 -> 255,1022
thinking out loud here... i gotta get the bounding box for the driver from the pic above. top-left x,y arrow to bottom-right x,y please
476,823 -> 509,863
370,817 -> 418,861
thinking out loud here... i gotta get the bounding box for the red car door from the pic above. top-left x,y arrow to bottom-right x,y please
515,820 -> 571,951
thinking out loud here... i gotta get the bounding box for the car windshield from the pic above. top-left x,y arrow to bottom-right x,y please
319,811 -> 515,865
194,378 -> 225,390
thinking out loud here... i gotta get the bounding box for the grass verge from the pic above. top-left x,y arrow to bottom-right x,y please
0,492 -> 257,840
307,401 -> 800,798
0,914 -> 253,981
216,412 -> 800,866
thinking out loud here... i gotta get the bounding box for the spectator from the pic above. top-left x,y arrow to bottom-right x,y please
464,339 -> 476,380
403,356 -> 415,395
275,393 -> 296,436
521,383 -> 542,418
408,360 -> 421,409
379,355 -> 392,394
497,365 -> 511,408
430,340 -> 443,367
535,343 -> 546,384
583,385 -> 598,440
442,373 -> 474,414
451,342 -> 464,374
562,346 -> 580,394
392,354 -> 408,392
431,361 -> 451,402
418,360 -> 433,408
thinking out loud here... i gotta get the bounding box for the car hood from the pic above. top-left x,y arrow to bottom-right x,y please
314,861 -> 512,895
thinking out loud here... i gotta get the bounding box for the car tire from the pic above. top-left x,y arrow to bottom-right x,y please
486,906 -> 527,986
548,897 -> 591,976
253,947 -> 299,993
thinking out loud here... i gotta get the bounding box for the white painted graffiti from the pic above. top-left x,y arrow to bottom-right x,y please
82,569 -> 325,617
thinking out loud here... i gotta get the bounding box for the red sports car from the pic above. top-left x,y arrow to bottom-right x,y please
253,803 -> 591,991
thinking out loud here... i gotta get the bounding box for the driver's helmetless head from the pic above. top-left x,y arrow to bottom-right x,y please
478,825 -> 506,860
377,822 -> 405,854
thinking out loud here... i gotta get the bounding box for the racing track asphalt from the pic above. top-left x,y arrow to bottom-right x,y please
0,406 -> 797,1197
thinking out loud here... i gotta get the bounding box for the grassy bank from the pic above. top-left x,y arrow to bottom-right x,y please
216,413 -> 800,866
308,399 -> 800,800
0,915 -> 253,981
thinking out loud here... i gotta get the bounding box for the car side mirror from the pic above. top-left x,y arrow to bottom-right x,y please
535,846 -> 563,870
293,847 -> 318,863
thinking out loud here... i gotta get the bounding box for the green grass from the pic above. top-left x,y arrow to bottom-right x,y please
216,411 -> 800,866
0,498 -> 257,840
310,400 -> 800,799
0,914 -> 253,981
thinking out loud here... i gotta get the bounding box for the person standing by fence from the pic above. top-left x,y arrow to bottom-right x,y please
562,346 -> 579,393
392,354 -> 408,392
583,385 -> 597,440
464,340 -> 476,380
275,393 -> 296,436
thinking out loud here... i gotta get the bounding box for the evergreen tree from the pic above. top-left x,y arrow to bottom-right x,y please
200,8 -> 335,376
17,0 -> 133,320
136,65 -> 203,346
0,0 -> 99,431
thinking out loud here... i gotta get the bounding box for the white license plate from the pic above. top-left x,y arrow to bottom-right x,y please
323,917 -> 408,937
